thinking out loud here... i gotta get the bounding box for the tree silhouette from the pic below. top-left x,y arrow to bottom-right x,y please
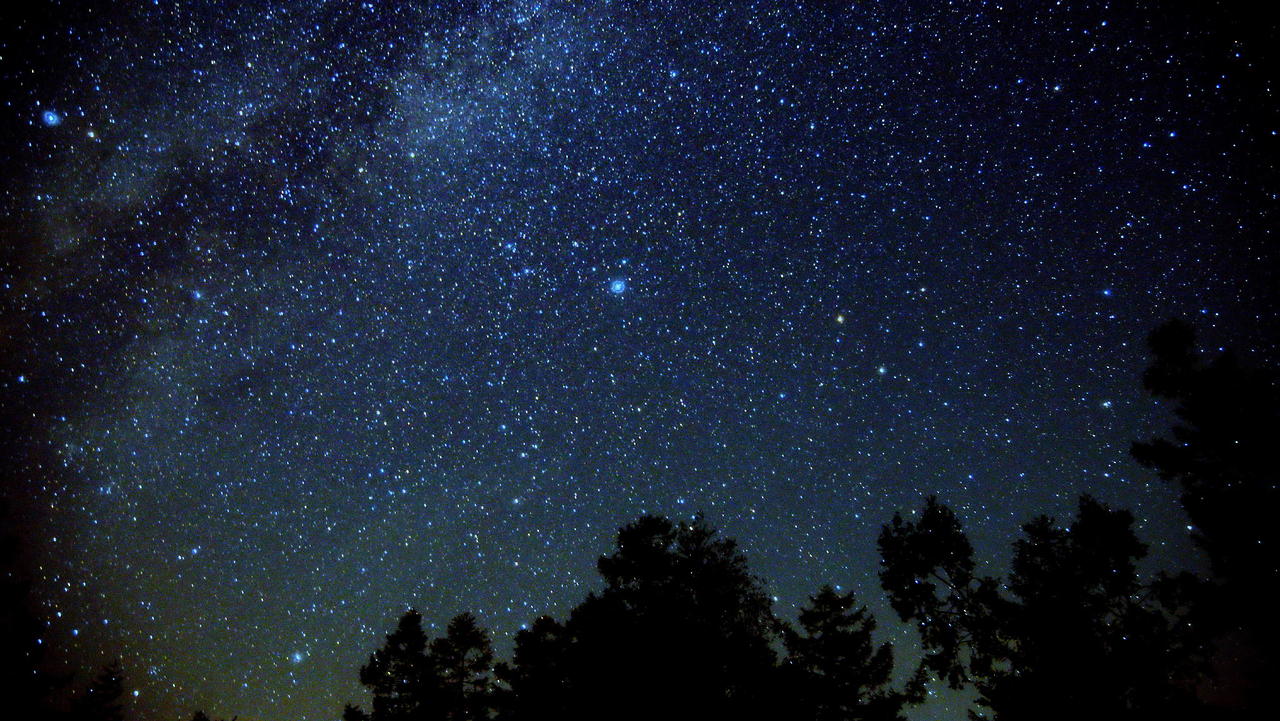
999,497 -> 1205,718
348,610 -> 431,721
1132,319 -> 1279,590
349,514 -> 925,720
562,514 -> 782,720
428,612 -> 495,721
71,661 -> 127,721
1132,318 -> 1280,708
493,616 -> 569,721
1,511 -> 66,719
782,585 -> 913,721
879,495 -> 1205,720
348,609 -> 496,721
487,514 -> 790,720
877,497 -> 1007,691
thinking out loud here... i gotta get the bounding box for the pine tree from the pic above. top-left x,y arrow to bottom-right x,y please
428,612 -> 495,721
1132,319 -> 1279,590
352,610 -> 431,721
561,514 -> 782,720
71,661 -> 127,721
879,496 -> 1205,720
494,616 -> 569,721
350,609 -> 497,721
1132,318 -> 1280,709
877,497 -> 1007,691
998,497 -> 1204,718
783,586 -> 908,721
1,504 -> 67,717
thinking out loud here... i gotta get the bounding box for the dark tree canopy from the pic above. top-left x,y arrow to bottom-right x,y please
71,661 -> 127,721
428,612 -> 495,721
782,585 -> 912,721
999,497 -> 1205,719
1132,318 -> 1280,708
348,608 -> 495,721
1132,319 -> 1279,601
493,616 -> 569,721
494,514 -> 915,721
351,609 -> 432,721
1,522 -> 63,719
396,515 -> 912,721
558,514 -> 782,720
879,495 -> 1206,721
877,496 -> 1007,690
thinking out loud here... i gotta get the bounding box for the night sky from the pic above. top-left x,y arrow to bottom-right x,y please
1,1 -> 1276,720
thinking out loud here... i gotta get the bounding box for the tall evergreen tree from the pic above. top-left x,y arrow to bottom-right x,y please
998,497 -> 1204,718
71,661 -> 127,721
783,586 -> 911,721
1132,318 -> 1280,708
877,497 -> 1007,691
493,616 -> 569,721
879,496 -> 1205,720
0,519 -> 63,719
1132,319 -> 1279,590
350,610 -> 431,721
428,612 -> 495,721
349,609 -> 496,721
559,514 -> 782,720
364,515 -> 927,721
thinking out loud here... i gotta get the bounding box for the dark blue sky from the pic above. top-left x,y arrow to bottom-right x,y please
1,1 -> 1275,719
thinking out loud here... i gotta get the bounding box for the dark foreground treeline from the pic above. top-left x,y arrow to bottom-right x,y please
5,320 -> 1277,721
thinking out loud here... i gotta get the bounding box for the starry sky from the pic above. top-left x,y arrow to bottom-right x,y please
1,1 -> 1276,720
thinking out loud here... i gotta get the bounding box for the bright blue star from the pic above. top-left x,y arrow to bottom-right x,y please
41,110 -> 62,127
609,279 -> 627,295
290,651 -> 306,664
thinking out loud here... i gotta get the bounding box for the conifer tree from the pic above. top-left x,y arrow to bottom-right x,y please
879,496 -> 1205,720
1132,318 -> 1280,708
351,610 -> 431,721
783,586 -> 910,721
71,661 -> 127,721
493,616 -> 569,721
561,514 -> 781,719
429,612 -> 495,721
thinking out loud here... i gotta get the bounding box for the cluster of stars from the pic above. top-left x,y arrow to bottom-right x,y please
1,2 -> 1274,721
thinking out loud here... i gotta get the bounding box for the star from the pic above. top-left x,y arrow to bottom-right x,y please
2,3 -> 1268,721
